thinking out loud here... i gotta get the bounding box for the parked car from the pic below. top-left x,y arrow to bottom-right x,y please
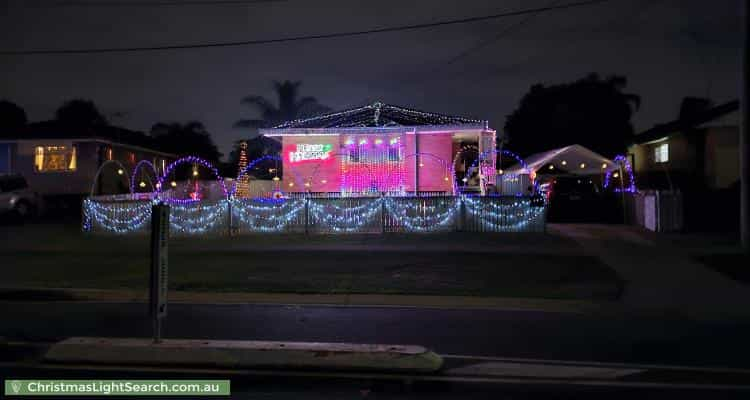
0,174 -> 43,219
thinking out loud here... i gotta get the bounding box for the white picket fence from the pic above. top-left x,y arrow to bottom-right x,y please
82,196 -> 546,235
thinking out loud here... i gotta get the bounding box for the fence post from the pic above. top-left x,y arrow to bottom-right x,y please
459,196 -> 467,232
226,198 -> 233,237
304,198 -> 310,235
381,194 -> 386,234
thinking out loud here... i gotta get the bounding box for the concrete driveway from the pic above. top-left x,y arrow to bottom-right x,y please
549,224 -> 750,321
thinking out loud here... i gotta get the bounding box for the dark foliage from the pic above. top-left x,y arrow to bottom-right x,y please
150,121 -> 222,164
0,100 -> 27,134
234,80 -> 331,130
504,73 -> 640,158
227,136 -> 282,179
230,80 -> 329,176
55,99 -> 108,129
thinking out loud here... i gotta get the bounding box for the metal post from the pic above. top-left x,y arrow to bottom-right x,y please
741,0 -> 750,250
149,203 -> 169,344
619,164 -> 627,224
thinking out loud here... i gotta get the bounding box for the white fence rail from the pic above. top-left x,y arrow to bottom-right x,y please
83,196 -> 546,235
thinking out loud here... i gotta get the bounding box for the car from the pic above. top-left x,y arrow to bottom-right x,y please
0,174 -> 43,220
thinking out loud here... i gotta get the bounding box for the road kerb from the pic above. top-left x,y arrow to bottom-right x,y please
44,337 -> 443,373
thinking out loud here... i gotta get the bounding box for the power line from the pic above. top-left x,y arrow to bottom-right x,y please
441,0 -> 565,68
31,0 -> 287,7
1,0 -> 614,55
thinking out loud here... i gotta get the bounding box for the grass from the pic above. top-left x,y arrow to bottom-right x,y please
0,223 -> 623,300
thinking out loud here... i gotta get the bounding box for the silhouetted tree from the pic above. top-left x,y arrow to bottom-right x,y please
504,73 -> 640,158
0,100 -> 27,135
56,99 -> 107,128
150,121 -> 222,164
230,80 -> 330,174
234,80 -> 331,130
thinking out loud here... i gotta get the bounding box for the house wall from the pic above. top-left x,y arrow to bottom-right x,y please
631,126 -> 739,190
280,131 -> 461,194
5,139 -> 173,196
704,126 -> 739,189
12,139 -> 95,195
281,135 -> 341,193
628,133 -> 696,174
403,133 -> 454,193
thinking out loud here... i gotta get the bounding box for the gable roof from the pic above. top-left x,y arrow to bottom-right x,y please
634,100 -> 739,144
504,144 -> 614,175
271,101 -> 487,129
1,120 -> 168,153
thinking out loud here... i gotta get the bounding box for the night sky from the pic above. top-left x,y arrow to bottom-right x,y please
0,0 -> 743,158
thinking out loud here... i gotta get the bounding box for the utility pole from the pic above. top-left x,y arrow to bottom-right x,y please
742,0 -> 750,251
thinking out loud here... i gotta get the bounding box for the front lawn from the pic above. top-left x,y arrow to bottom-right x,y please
0,223 -> 623,300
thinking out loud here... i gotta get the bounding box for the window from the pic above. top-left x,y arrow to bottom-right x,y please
34,145 -> 77,172
654,143 -> 669,163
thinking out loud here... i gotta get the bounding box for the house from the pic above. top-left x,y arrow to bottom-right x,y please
628,99 -> 739,191
628,99 -> 739,231
260,101 -> 496,196
0,121 -> 176,206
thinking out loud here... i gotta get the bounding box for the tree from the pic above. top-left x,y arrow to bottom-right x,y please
0,100 -> 27,135
150,121 -> 222,164
230,80 -> 329,177
56,99 -> 107,128
227,136 -> 282,179
504,73 -> 641,158
234,80 -> 331,130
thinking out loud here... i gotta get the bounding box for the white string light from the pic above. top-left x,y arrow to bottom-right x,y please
83,196 -> 546,234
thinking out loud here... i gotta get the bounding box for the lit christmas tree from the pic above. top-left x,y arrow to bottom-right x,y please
236,140 -> 250,198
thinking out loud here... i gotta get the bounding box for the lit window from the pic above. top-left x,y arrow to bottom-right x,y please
33,145 -> 77,172
106,147 -> 113,161
654,143 -> 669,163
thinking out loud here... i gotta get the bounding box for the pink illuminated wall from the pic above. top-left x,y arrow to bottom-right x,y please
281,131 -> 483,194
282,136 -> 340,192
403,133 -> 454,193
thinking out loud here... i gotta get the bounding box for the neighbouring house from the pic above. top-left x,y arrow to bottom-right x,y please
628,98 -> 740,231
260,101 -> 496,196
0,120 -> 176,210
628,99 -> 739,191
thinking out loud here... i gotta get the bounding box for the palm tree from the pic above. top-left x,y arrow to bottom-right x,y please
234,80 -> 331,129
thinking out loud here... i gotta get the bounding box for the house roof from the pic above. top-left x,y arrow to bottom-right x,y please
269,101 -> 487,130
504,144 -> 614,176
634,100 -> 739,144
1,120 -> 171,155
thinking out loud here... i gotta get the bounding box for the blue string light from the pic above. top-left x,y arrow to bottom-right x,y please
83,196 -> 546,234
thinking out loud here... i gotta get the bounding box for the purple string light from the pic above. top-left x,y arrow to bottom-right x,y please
130,160 -> 158,194
603,155 -> 637,193
157,156 -> 228,200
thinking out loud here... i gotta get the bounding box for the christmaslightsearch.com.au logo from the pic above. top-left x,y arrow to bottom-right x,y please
4,379 -> 230,396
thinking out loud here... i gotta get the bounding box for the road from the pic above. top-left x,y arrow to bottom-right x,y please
2,301 -> 750,369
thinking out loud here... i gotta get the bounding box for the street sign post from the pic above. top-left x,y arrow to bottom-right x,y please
149,203 -> 170,344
